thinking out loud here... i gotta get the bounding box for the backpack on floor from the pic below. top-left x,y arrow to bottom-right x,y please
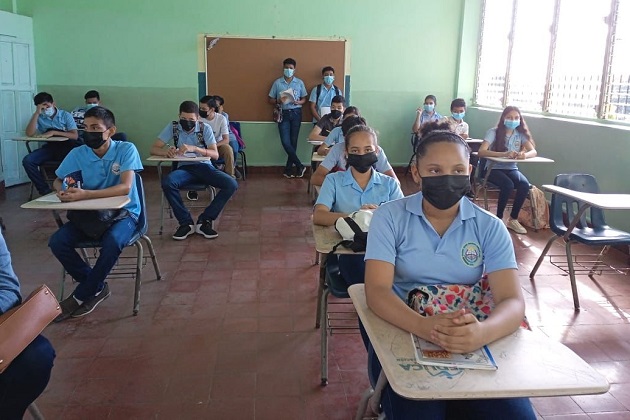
518,185 -> 550,229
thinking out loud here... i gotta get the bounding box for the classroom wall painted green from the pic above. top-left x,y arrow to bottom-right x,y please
14,0 -> 464,165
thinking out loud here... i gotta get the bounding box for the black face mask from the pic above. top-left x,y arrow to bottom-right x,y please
347,152 -> 378,173
329,109 -> 342,119
179,119 -> 196,132
421,175 -> 471,210
199,110 -> 208,118
83,131 -> 107,149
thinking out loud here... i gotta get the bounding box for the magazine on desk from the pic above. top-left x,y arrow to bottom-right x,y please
411,333 -> 497,370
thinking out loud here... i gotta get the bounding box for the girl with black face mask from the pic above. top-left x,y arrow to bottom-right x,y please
361,121 -> 536,420
313,125 -> 403,287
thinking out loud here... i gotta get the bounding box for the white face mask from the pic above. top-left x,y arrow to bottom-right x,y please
43,107 -> 55,117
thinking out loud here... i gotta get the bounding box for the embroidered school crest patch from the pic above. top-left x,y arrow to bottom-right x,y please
461,242 -> 482,267
111,162 -> 121,175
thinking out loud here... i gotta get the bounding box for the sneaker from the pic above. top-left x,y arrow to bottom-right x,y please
186,190 -> 199,201
54,294 -> 82,322
297,166 -> 307,178
196,220 -> 218,239
173,224 -> 195,240
235,168 -> 243,180
507,218 -> 527,234
72,283 -> 111,318
283,172 -> 294,179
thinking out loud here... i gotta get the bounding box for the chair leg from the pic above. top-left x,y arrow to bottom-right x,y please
529,189 -> 539,232
159,191 -> 165,235
238,150 -> 247,180
355,387 -> 375,420
565,241 -> 581,311
530,234 -> 558,279
315,253 -> 328,328
59,265 -> 67,300
142,235 -> 162,281
320,288 -> 330,386
588,245 -> 609,278
28,402 -> 45,420
133,242 -> 144,315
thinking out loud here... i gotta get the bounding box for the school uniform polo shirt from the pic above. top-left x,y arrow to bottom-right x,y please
323,126 -> 344,147
268,77 -> 308,110
483,128 -> 532,171
321,143 -> 393,174
309,84 -> 344,122
442,116 -> 469,136
316,168 -> 404,214
158,121 -> 216,168
365,193 -> 517,300
418,110 -> 442,125
55,140 -> 144,218
37,108 -> 77,133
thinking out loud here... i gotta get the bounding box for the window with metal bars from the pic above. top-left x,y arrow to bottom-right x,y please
475,0 -> 629,122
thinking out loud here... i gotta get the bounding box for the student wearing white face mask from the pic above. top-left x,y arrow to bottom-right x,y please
309,66 -> 344,123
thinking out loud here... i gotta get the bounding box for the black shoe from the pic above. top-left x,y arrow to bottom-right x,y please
72,283 -> 111,318
173,224 -> 195,240
196,220 -> 218,239
54,294 -> 82,322
186,191 -> 199,201
235,168 -> 243,180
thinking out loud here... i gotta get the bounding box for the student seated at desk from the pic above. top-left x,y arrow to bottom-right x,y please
313,125 -> 403,286
214,95 -> 243,179
311,116 -> 398,187
0,231 -> 56,419
477,106 -> 537,235
441,97 -> 469,138
308,95 -> 345,141
364,123 -> 535,419
23,92 -> 79,196
49,106 -> 143,321
412,94 -> 442,134
150,101 -> 238,241
71,89 -> 101,131
316,106 -> 359,156
199,95 -> 235,178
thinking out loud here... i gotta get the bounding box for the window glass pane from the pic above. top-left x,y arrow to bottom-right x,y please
475,0 -> 513,107
506,0 -> 554,111
608,1 -> 630,121
548,0 -> 611,118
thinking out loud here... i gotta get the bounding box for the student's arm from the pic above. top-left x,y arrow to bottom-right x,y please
178,142 -> 219,160
216,116 -> 230,147
316,144 -> 330,156
25,106 -> 44,136
44,112 -> 79,139
43,129 -> 78,140
268,82 -> 279,105
0,233 -> 21,314
312,204 -> 348,226
412,108 -> 423,134
308,125 -> 326,142
216,134 -> 229,147
310,101 -> 320,121
150,138 -> 176,158
310,164 -> 330,187
517,139 -> 537,159
56,170 -> 135,201
294,81 -> 308,105
477,141 -> 511,158
268,97 -> 278,105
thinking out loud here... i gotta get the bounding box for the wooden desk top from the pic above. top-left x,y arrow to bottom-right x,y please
146,155 -> 213,163
311,152 -> 325,162
349,284 -> 609,400
485,156 -> 555,164
312,224 -> 358,255
21,194 -> 130,210
542,185 -> 630,210
465,138 -> 484,144
13,136 -> 68,142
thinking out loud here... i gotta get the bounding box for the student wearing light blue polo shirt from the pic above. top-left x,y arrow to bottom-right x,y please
23,92 -> 79,196
411,94 -> 442,134
49,106 -> 144,321
268,58 -> 308,178
316,106 -> 360,156
314,125 -> 403,286
309,66 -> 343,122
364,122 -> 535,419
311,116 -> 398,187
151,101 -> 238,241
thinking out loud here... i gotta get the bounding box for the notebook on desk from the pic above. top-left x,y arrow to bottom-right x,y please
35,194 -> 61,203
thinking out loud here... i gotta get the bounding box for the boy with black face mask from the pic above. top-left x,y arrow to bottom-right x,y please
49,106 -> 144,321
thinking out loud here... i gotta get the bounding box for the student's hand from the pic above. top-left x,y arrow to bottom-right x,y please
360,204 -> 378,210
516,151 -> 526,160
41,131 -> 55,139
416,107 -> 424,114
57,187 -> 87,202
35,104 -> 46,115
177,144 -> 196,154
165,146 -> 177,158
322,147 -> 330,156
430,310 -> 484,354
505,151 -> 517,159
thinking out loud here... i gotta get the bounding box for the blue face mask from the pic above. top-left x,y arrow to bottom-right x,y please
323,75 -> 334,85
85,103 -> 98,110
504,119 -> 520,130
452,112 -> 465,120
423,104 -> 434,112
283,68 -> 294,78
43,107 -> 55,117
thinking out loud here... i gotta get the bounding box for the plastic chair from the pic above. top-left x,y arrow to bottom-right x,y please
319,255 -> 357,386
355,345 -> 387,420
230,121 -> 248,180
530,174 -> 630,310
59,173 -> 162,315
111,132 -> 128,141
28,161 -> 61,201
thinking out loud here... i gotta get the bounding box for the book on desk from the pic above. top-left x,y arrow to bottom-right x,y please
411,334 -> 497,370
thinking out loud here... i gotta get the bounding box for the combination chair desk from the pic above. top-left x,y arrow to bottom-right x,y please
348,284 -> 609,401
146,155 -> 216,235
530,176 -> 630,310
13,136 -> 70,200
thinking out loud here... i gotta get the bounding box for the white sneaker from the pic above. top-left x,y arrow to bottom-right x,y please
507,218 -> 527,234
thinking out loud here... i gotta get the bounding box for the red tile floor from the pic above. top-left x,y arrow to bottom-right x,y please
1,171 -> 630,419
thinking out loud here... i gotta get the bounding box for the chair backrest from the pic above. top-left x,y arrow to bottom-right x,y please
229,121 -> 245,148
550,173 -> 606,233
111,132 -> 128,141
134,172 -> 148,236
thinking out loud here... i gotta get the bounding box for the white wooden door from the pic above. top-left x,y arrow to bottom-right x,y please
0,36 -> 36,187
